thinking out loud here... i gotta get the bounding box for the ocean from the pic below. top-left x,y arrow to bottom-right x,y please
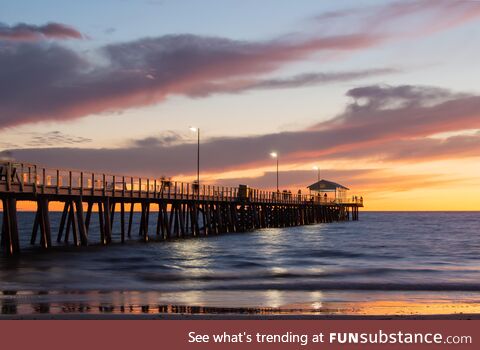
1,211 -> 480,316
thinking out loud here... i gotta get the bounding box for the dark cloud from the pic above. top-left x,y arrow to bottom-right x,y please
9,85 -> 480,178
0,32 -> 383,129
313,85 -> 480,141
0,22 -> 83,41
132,131 -> 184,148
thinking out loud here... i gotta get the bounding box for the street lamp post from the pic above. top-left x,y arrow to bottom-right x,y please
189,127 -> 200,199
270,152 -> 279,192
313,166 -> 320,182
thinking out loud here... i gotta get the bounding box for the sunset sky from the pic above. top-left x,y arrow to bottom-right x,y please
1,0 -> 480,210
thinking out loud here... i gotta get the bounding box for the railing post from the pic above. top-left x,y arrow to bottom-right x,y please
43,168 -> 46,194
68,170 -> 72,195
92,173 -> 95,195
154,179 -> 157,198
20,163 -> 24,192
146,178 -> 150,198
33,165 -> 37,194
80,172 -> 84,195
139,178 -> 142,198
130,177 -> 134,198
112,175 -> 116,197
102,174 -> 106,196
56,170 -> 60,194
6,163 -> 11,191
122,176 -> 125,197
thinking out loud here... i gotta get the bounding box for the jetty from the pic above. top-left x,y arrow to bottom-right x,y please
0,161 -> 363,256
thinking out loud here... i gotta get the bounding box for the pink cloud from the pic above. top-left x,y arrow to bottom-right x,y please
9,85 -> 480,179
317,0 -> 480,36
3,0 -> 480,129
0,32 -> 385,129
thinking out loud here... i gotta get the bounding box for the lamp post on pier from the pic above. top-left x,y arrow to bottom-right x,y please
189,127 -> 200,200
313,166 -> 320,182
270,152 -> 279,192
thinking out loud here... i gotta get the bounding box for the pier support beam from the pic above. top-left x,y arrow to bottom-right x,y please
1,191 -> 361,256
75,199 -> 88,246
1,197 -> 20,255
35,197 -> 52,249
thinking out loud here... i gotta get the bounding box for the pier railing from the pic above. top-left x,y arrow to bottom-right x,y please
0,161 -> 363,206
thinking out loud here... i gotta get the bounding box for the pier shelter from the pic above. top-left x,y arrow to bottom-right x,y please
307,179 -> 350,203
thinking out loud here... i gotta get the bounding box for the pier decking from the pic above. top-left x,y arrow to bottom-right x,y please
0,162 -> 363,256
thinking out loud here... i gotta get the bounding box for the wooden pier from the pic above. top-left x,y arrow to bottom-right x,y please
0,162 -> 363,256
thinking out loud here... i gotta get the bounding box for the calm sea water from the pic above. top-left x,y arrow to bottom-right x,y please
1,212 -> 480,315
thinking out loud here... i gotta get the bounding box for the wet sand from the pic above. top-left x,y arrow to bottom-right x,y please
2,313 -> 480,320
1,298 -> 480,320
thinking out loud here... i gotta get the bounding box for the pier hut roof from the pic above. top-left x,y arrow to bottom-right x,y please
307,179 -> 349,192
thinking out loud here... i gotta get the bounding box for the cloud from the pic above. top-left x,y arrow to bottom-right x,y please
132,131 -> 185,147
24,131 -> 92,147
313,0 -> 480,36
316,131 -> 480,163
2,1 -> 480,130
8,85 -> 480,178
311,85 -> 480,141
185,68 -> 398,98
0,32 -> 384,129
0,131 -> 91,150
0,22 -> 83,41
